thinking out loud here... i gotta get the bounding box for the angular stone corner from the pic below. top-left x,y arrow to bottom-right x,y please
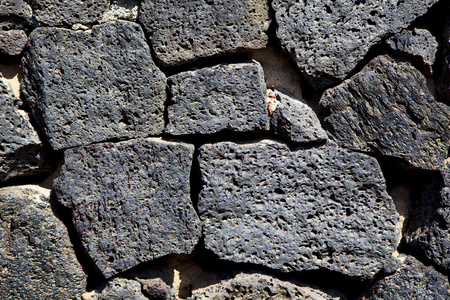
0,79 -> 53,183
53,138 -> 202,278
28,0 -> 109,27
0,0 -> 32,30
22,20 -> 166,150
272,0 -> 438,87
386,28 -> 438,76
0,30 -> 27,56
198,140 -> 400,279
88,278 -> 148,300
362,255 -> 450,299
139,0 -> 270,66
320,55 -> 450,171
271,88 -> 327,143
0,185 -> 86,299
166,62 -> 269,135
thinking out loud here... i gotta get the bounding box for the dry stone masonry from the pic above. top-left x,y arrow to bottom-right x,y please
1,0 -> 450,299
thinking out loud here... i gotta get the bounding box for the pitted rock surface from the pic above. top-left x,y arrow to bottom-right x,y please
0,0 -> 32,30
0,79 -> 52,182
271,89 -> 327,143
166,62 -> 269,135
139,0 -> 270,66
28,0 -> 109,27
0,29 -> 26,55
363,255 -> 450,299
272,0 -> 438,87
22,21 -> 166,150
53,138 -> 201,278
438,15 -> 450,103
0,186 -> 86,300
320,55 -> 450,171
198,140 -> 400,279
89,278 -> 148,300
386,28 -> 438,75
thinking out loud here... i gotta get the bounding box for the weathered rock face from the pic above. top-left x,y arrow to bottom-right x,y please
53,138 -> 201,278
0,30 -> 27,56
28,0 -> 109,27
320,55 -> 450,171
0,0 -> 32,30
272,0 -> 438,87
438,15 -> 450,103
100,0 -> 139,23
271,89 -> 327,144
166,62 -> 269,136
189,273 -> 344,300
89,278 -> 148,300
22,21 -> 166,150
139,0 -> 270,66
0,79 -> 52,183
362,255 -> 450,299
0,186 -> 86,299
386,28 -> 438,76
198,140 -> 400,279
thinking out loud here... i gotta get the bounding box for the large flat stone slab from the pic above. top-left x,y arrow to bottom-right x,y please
198,140 -> 400,279
320,55 -> 450,171
272,0 -> 438,87
166,62 -> 269,135
139,0 -> 270,66
0,186 -> 86,299
22,20 -> 166,150
54,138 -> 201,278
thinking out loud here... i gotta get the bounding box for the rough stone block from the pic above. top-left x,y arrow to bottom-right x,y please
0,29 -> 26,55
53,138 -> 202,278
272,0 -> 438,87
89,278 -> 149,300
320,55 -> 450,171
166,62 -> 269,135
22,21 -> 166,150
0,0 -> 32,30
0,186 -> 86,299
139,0 -> 270,66
198,140 -> 400,279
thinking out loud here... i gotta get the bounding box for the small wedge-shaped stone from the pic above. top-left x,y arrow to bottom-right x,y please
272,0 -> 438,87
22,21 -> 166,151
271,89 -> 327,143
320,55 -> 450,171
54,138 -> 201,278
198,140 -> 400,279
89,278 -> 149,300
0,79 -> 52,182
28,0 -> 109,27
139,0 -> 270,66
362,255 -> 450,299
0,30 -> 27,56
0,186 -> 86,300
166,62 -> 269,135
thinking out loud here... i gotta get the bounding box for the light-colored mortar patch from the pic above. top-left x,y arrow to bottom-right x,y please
0,62 -> 22,99
100,0 -> 139,23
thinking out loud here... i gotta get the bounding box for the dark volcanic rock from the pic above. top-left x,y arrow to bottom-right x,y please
271,89 -> 327,143
0,79 -> 52,182
386,28 -> 438,76
28,0 -> 109,27
90,278 -> 148,300
166,62 -> 269,136
139,0 -> 270,66
0,0 -> 32,30
438,15 -> 450,103
53,138 -> 201,278
198,140 -> 400,279
362,255 -> 450,299
0,29 -> 27,55
272,0 -> 438,87
320,55 -> 450,171
0,186 -> 86,299
22,21 -> 166,150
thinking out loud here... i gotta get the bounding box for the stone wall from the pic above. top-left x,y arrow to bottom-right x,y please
1,0 -> 450,299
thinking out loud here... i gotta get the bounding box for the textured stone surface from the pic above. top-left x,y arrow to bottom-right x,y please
438,15 -> 450,103
0,79 -> 52,182
0,29 -> 26,55
28,0 -> 109,27
100,0 -> 139,23
0,0 -> 32,30
166,62 -> 269,135
272,0 -> 438,87
140,278 -> 175,300
89,278 -> 148,300
386,28 -> 438,75
362,255 -> 450,299
198,140 -> 400,279
0,185 -> 86,299
22,21 -> 166,150
271,89 -> 327,143
53,138 -> 201,278
189,273 -> 343,300
320,55 -> 450,171
139,0 -> 270,66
